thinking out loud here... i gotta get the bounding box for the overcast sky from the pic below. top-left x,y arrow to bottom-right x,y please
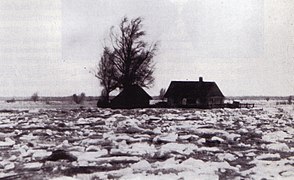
0,0 -> 293,97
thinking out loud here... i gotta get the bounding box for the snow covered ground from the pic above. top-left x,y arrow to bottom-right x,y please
0,101 -> 293,179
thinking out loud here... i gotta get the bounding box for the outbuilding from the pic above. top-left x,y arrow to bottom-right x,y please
110,85 -> 152,109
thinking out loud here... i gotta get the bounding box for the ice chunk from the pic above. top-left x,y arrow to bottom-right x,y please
198,146 -> 220,152
153,132 -> 178,143
0,172 -> 17,179
50,176 -> 78,180
23,162 -> 43,170
246,152 -> 256,157
256,153 -> 281,160
76,118 -> 89,125
217,153 -> 237,161
267,143 -> 290,152
153,127 -> 161,135
0,137 -> 15,147
280,170 -> 294,178
178,135 -> 199,141
8,155 -> 17,161
74,150 -> 108,162
197,138 -> 206,145
29,108 -> 40,113
111,142 -> 157,156
78,160 -> 89,166
19,133 -> 38,141
243,159 -> 294,179
46,129 -> 53,136
211,136 -> 225,142
32,150 -> 51,160
131,160 -> 151,172
159,143 -> 198,156
224,133 -> 241,142
262,131 -> 291,142
4,162 -> 15,170
86,145 -> 101,152
129,143 -> 157,156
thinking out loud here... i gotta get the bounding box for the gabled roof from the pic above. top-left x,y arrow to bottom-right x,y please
112,85 -> 152,101
111,85 -> 152,108
164,81 -> 224,98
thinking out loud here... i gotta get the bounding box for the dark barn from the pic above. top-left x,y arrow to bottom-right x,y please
111,85 -> 152,109
164,77 -> 225,108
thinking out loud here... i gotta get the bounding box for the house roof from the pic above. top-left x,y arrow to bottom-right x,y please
111,85 -> 152,108
164,81 -> 224,98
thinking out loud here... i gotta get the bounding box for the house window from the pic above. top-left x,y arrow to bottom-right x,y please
182,98 -> 187,105
196,98 -> 200,105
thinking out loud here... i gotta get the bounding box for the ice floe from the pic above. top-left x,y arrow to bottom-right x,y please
0,103 -> 293,179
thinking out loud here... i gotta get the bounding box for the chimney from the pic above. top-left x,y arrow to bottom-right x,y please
199,77 -> 203,82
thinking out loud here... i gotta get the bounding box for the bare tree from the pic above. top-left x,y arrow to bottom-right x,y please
109,17 -> 158,89
95,17 -> 158,106
95,47 -> 118,103
97,89 -> 109,107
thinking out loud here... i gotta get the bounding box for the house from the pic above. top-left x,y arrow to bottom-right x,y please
164,77 -> 225,108
110,85 -> 152,109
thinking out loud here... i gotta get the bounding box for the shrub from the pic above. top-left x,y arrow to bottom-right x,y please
72,93 -> 86,104
31,92 -> 39,102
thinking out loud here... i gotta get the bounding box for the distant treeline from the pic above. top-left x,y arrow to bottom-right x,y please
41,96 -> 100,102
226,96 -> 293,101
1,95 -> 293,102
0,96 -> 100,102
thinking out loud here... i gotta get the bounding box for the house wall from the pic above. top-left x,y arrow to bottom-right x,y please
111,97 -> 150,108
167,97 -> 178,107
167,96 -> 206,108
208,97 -> 224,105
207,97 -> 225,108
168,96 -> 224,108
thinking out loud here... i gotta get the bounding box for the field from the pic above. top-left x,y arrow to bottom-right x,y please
0,100 -> 293,179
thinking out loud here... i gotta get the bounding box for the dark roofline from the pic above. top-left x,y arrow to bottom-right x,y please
169,80 -> 215,83
164,80 -> 224,98
113,84 -> 152,100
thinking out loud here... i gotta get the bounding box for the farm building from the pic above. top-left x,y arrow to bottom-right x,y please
110,85 -> 152,109
164,77 -> 225,108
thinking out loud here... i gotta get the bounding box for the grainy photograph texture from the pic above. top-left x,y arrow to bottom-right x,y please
0,0 -> 294,179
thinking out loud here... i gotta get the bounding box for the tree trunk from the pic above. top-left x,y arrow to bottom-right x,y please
105,90 -> 110,103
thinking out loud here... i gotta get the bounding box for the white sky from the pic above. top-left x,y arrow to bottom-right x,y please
0,0 -> 293,97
